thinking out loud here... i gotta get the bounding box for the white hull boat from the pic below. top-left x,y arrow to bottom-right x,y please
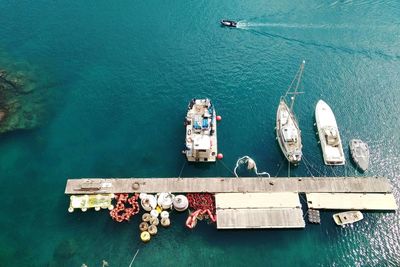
183,98 -> 217,162
349,139 -> 369,172
333,211 -> 363,226
315,100 -> 345,165
276,60 -> 305,164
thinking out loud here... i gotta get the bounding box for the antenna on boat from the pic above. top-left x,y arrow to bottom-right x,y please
285,60 -> 306,111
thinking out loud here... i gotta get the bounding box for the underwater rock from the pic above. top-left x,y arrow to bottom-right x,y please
0,62 -> 45,134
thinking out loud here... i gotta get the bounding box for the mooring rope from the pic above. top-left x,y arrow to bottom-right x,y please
302,155 -> 324,176
274,159 -> 286,177
178,159 -> 186,179
128,249 -> 140,267
233,156 -> 270,178
218,159 -> 236,177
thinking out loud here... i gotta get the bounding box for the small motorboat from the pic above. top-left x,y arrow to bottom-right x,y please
220,20 -> 237,28
349,139 -> 370,172
333,211 -> 363,226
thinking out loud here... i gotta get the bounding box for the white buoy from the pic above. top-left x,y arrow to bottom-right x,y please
141,198 -> 152,211
160,211 -> 169,219
173,195 -> 189,212
141,194 -> 157,211
157,193 -> 174,209
150,209 -> 159,218
139,193 -> 147,200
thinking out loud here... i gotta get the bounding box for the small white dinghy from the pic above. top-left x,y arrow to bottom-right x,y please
333,211 -> 363,226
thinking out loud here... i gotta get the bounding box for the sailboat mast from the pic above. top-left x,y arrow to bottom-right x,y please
289,60 -> 306,111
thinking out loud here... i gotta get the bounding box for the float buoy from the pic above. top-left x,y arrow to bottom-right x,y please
68,207 -> 74,213
140,231 -> 151,242
160,211 -> 169,219
161,217 -> 171,227
173,195 -> 189,211
142,213 -> 151,222
139,222 -> 149,232
150,217 -> 159,226
217,153 -> 224,160
216,115 -> 222,121
148,225 -> 158,235
150,209 -> 159,218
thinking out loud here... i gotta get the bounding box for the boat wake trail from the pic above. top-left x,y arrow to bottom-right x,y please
246,29 -> 400,61
236,20 -> 350,30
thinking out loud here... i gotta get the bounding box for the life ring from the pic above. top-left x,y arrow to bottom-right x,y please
142,213 -> 151,222
139,222 -> 149,232
148,225 -> 158,235
187,129 -> 192,135
161,217 -> 170,227
140,231 -> 151,242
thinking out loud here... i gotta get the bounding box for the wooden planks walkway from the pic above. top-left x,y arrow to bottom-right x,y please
216,192 -> 305,229
306,193 -> 398,210
65,177 -> 393,194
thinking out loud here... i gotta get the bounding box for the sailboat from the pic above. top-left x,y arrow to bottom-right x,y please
276,60 -> 305,164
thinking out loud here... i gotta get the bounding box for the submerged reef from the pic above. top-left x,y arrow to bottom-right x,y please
0,56 -> 46,133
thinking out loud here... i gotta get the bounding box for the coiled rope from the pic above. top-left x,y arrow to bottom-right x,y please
233,156 -> 270,178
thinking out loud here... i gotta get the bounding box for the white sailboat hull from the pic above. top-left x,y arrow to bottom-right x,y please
315,100 -> 345,165
276,100 -> 302,164
333,211 -> 363,226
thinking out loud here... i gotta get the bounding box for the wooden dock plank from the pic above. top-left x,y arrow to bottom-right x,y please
65,177 -> 393,194
306,193 -> 398,210
216,208 -> 305,229
215,192 -> 301,209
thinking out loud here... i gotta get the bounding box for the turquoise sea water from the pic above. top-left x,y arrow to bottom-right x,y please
0,0 -> 399,266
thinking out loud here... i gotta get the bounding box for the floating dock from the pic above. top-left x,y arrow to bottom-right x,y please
65,177 -> 398,229
215,192 -> 305,229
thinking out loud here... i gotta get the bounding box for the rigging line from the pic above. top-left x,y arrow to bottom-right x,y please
302,155 -> 324,176
303,209 -> 309,219
274,159 -> 286,177
128,249 -> 140,267
302,157 -> 315,177
218,159 -> 236,177
178,159 -> 186,179
330,165 -> 338,177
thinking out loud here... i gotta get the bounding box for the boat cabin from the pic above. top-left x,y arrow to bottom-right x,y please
324,127 -> 340,147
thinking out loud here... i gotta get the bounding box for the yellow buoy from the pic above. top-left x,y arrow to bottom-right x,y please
140,231 -> 151,242
156,205 -> 162,213
142,213 -> 151,222
148,225 -> 158,235
139,222 -> 149,232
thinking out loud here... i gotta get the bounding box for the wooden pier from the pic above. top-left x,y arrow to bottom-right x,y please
65,177 -> 393,194
65,177 -> 398,229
